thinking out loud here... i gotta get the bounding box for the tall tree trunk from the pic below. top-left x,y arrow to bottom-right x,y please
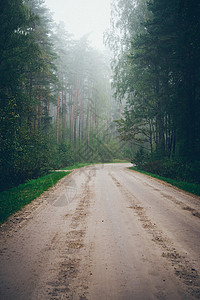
61,84 -> 67,142
73,78 -> 79,148
34,104 -> 38,132
155,71 -> 165,157
79,84 -> 84,147
28,74 -> 33,128
87,105 -> 90,161
87,82 -> 93,161
38,86 -> 42,129
56,89 -> 60,145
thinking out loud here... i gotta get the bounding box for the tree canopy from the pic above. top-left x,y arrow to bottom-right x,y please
107,0 -> 200,162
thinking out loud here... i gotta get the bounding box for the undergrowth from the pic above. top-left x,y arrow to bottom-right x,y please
130,167 -> 200,196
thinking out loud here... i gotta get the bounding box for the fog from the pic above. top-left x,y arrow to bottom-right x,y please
45,0 -> 111,50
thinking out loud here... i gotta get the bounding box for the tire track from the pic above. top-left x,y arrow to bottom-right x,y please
109,172 -> 200,299
46,169 -> 95,300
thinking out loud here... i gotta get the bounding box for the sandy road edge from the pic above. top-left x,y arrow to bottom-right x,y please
0,169 -> 79,237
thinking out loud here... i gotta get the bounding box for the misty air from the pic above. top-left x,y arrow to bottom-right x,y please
0,0 -> 200,299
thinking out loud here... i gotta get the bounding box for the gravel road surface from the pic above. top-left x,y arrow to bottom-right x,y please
0,163 -> 200,299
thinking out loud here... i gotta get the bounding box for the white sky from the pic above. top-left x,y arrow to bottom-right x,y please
44,0 -> 111,51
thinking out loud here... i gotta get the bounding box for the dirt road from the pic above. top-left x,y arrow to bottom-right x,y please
0,163 -> 200,299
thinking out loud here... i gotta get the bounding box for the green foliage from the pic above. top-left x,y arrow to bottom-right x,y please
0,129 -> 76,191
0,0 -> 32,86
132,156 -> 200,185
130,167 -> 200,197
57,143 -> 74,168
0,171 -> 70,224
0,0 -> 122,194
142,160 -> 200,184
0,129 -> 53,190
0,0 -> 57,189
108,0 -> 200,163
95,139 -> 122,162
132,147 -> 149,169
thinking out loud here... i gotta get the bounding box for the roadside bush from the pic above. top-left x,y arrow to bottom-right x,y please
132,147 -> 149,169
57,142 -> 74,168
142,160 -> 162,174
0,129 -> 56,191
142,159 -> 200,184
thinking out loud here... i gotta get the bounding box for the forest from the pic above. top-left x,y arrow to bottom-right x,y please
0,0 -> 123,191
0,0 -> 200,192
106,0 -> 200,183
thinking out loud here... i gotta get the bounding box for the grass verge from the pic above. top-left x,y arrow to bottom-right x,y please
0,171 -> 70,224
0,161 -> 130,224
129,167 -> 200,197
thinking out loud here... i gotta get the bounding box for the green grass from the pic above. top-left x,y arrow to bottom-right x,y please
130,167 -> 200,196
0,171 -> 71,224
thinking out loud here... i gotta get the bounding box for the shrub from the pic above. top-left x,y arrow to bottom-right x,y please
143,160 -> 162,174
142,159 -> 200,184
132,147 -> 148,169
57,143 -> 74,168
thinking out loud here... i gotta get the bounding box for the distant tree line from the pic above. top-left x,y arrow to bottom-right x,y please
106,0 -> 200,182
0,0 -> 122,191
